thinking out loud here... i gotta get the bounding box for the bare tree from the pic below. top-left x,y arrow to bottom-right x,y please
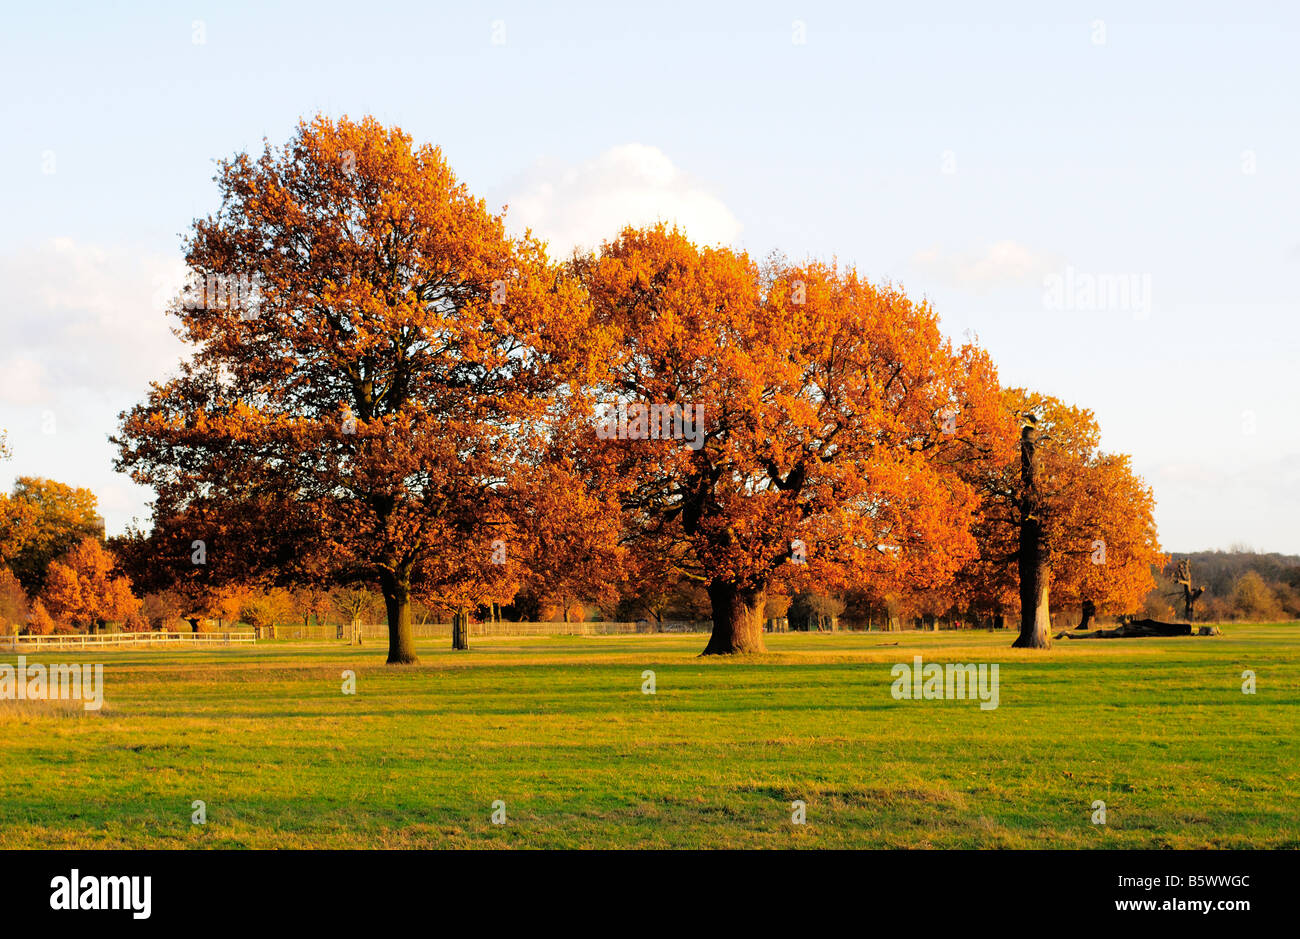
1171,559 -> 1205,622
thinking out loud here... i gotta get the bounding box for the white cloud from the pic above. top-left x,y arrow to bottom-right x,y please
911,240 -> 1061,290
0,239 -> 191,535
499,144 -> 743,257
0,238 -> 189,406
0,356 -> 49,407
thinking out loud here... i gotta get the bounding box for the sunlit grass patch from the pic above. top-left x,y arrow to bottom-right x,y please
0,624 -> 1295,849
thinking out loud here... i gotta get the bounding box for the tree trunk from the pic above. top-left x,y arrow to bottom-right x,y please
1014,574 -> 1052,647
1077,599 -> 1097,630
1013,420 -> 1052,649
380,571 -> 419,664
1014,539 -> 1052,648
702,580 -> 767,655
452,606 -> 469,651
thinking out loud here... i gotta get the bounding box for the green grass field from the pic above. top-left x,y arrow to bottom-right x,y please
2,625 -> 1296,849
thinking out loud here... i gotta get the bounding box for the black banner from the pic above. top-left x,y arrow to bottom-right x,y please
1,849 -> 1290,927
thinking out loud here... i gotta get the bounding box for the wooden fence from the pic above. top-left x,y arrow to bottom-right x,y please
266,620 -> 713,640
1,631 -> 256,651
2,619 -> 972,649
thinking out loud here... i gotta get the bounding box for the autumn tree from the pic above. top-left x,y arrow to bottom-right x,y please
27,600 -> 57,636
239,589 -> 294,638
139,589 -> 189,631
764,592 -> 792,630
113,522 -> 249,631
789,591 -> 846,631
1230,570 -> 1283,621
39,537 -> 141,632
114,115 -> 606,663
617,557 -> 696,625
572,227 -> 1004,654
39,563 -> 81,632
513,456 -> 625,625
293,585 -> 333,630
0,498 -> 37,575
333,585 -> 379,645
0,477 -> 104,593
1053,452 -> 1164,629
0,567 -> 30,635
957,389 -> 1163,647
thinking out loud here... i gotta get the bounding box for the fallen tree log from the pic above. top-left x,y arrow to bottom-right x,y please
1057,618 -> 1204,639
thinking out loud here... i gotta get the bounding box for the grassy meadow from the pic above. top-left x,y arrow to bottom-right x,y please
1,625 -> 1296,849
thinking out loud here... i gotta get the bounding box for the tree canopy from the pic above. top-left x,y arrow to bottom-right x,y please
114,115 -> 609,662
105,115 -> 1170,657
570,226 -> 1007,653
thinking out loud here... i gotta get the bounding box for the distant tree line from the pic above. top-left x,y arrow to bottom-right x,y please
1142,551 -> 1300,623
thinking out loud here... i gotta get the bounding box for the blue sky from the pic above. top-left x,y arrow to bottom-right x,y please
1,1 -> 1297,552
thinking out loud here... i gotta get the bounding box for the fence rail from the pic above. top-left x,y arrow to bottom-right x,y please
2,631 -> 256,651
266,620 -> 713,640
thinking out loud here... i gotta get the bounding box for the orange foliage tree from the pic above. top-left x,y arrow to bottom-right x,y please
114,116 -> 607,663
571,226 -> 1006,654
513,454 -> 626,625
1052,451 -> 1164,628
39,538 -> 141,632
39,562 -> 82,632
0,477 -> 103,593
113,521 -> 254,631
28,600 -> 58,636
0,496 -> 37,573
956,389 -> 1163,647
0,567 -> 28,635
